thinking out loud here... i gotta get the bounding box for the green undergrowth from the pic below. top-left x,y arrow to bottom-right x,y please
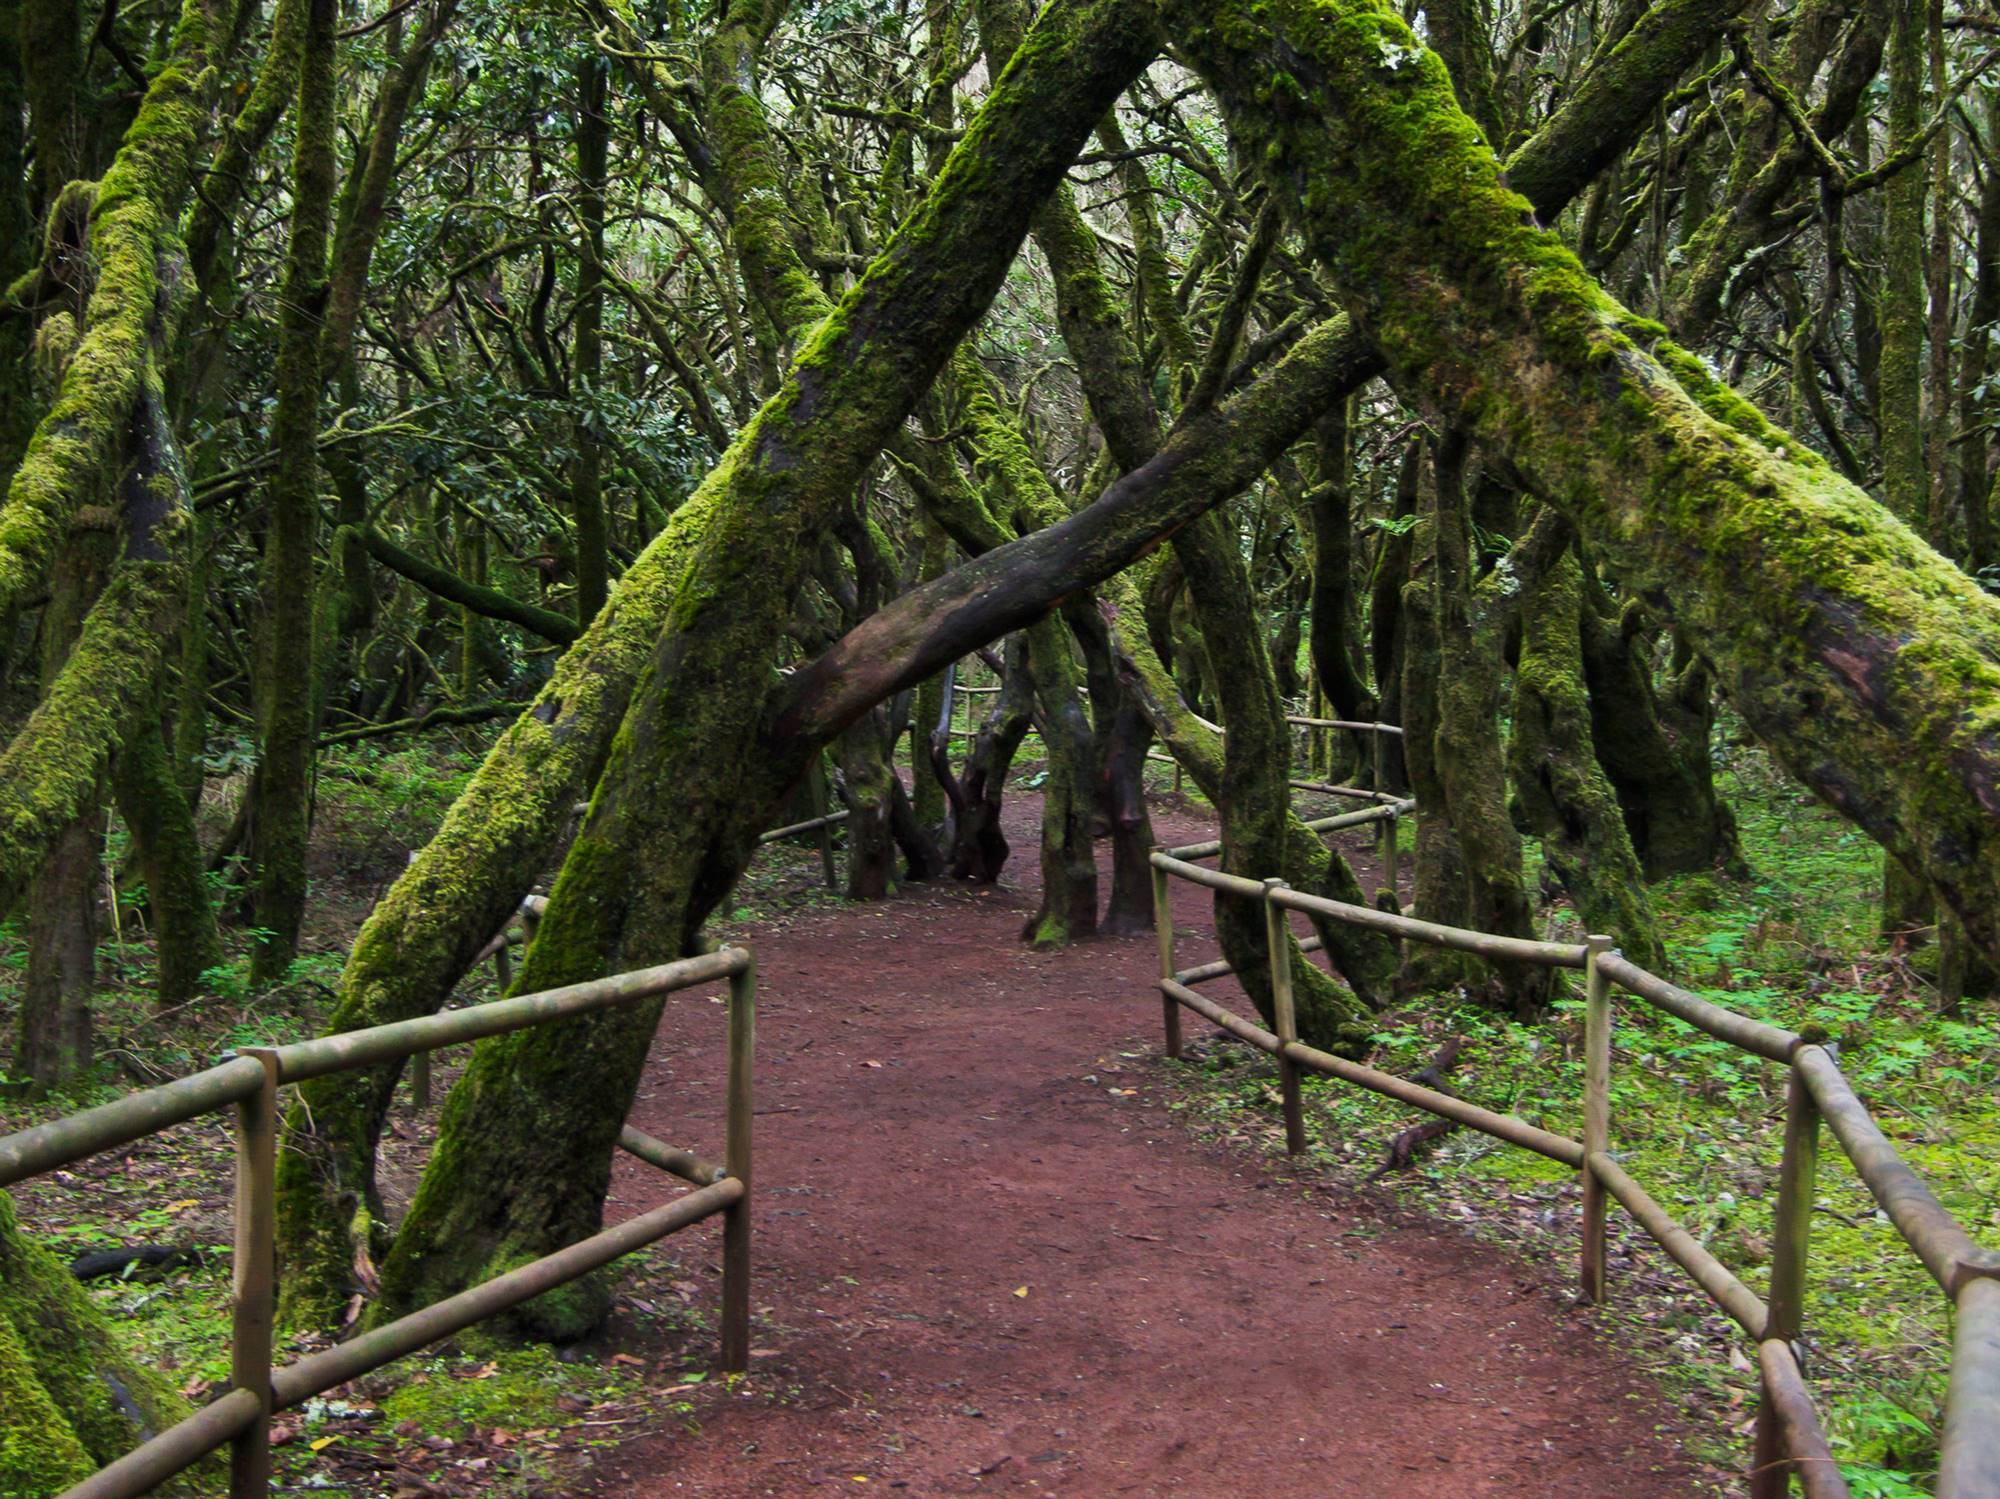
1163,744 -> 1995,1496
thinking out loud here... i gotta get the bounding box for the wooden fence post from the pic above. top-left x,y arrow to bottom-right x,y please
1752,1062 -> 1822,1498
230,1048 -> 280,1499
1581,935 -> 1615,1303
1372,732 -> 1396,897
721,955 -> 755,1373
1263,879 -> 1306,1155
1152,853 -> 1181,1058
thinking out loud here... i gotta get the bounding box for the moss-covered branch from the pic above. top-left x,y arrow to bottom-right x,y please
1175,0 -> 2000,960
361,526 -> 583,643
0,0 -> 234,613
0,377 -> 186,914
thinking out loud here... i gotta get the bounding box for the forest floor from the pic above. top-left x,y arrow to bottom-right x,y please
585,795 -> 1709,1497
6,737 -> 1988,1496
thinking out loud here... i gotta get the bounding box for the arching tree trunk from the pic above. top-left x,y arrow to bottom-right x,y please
364,0 -> 1162,1326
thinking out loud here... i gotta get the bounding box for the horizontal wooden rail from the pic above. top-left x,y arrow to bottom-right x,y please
1286,779 -> 1399,802
619,1123 -> 729,1186
1284,716 -> 1404,735
0,1056 -> 268,1189
1791,1045 -> 1995,1294
1,947 -> 758,1499
268,1179 -> 742,1408
271,950 -> 748,1082
1165,800 -> 1410,862
1149,764 -> 1998,1497
1588,1151 -> 1768,1336
1597,952 -> 1801,1063
758,809 -> 851,843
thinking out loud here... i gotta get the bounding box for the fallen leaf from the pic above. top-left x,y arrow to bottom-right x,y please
309,1436 -> 339,1453
1012,1286 -> 1029,1298
862,1060 -> 883,1069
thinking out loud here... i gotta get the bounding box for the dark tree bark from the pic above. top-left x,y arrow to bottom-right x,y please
249,0 -> 338,983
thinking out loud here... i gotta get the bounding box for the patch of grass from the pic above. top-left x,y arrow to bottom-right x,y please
377,1345 -> 637,1439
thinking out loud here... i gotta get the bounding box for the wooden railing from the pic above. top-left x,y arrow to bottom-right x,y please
0,946 -> 756,1499
1147,725 -> 2000,1499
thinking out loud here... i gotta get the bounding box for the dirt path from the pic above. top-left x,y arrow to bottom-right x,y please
599,799 -> 1702,1497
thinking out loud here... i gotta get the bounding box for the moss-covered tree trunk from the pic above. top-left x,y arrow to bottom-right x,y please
1511,546 -> 1665,966
837,711 -> 898,899
248,0 -> 337,983
1397,481 -> 1478,992
944,646 -> 1033,883
114,698 -> 223,1007
570,53 -> 610,625
1220,0 -> 2000,954
367,0 -> 1163,1325
1427,433 -> 1555,1014
0,1191 -> 200,1495
1578,594 -> 1741,878
170,508 -> 212,807
1078,607 -> 1157,933
910,520 -> 949,832
1307,400 -> 1374,773
1954,92 -> 2000,575
20,0 -> 86,209
16,516 -> 112,1090
0,0 -> 32,491
0,0 -> 240,911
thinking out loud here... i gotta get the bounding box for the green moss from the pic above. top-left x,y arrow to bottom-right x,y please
0,551 -> 184,912
378,1345 -> 636,1439
1168,0 -> 2000,962
0,1192 -> 199,1491
0,0 -> 228,614
0,1309 -> 95,1494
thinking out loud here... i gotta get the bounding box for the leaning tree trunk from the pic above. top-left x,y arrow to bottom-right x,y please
365,0 -> 1162,1327
1174,0 -> 2000,965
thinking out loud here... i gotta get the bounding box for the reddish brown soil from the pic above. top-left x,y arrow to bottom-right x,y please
600,800 -> 1701,1497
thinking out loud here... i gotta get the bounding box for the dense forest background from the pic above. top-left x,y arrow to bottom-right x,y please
3,0 -> 2000,1487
